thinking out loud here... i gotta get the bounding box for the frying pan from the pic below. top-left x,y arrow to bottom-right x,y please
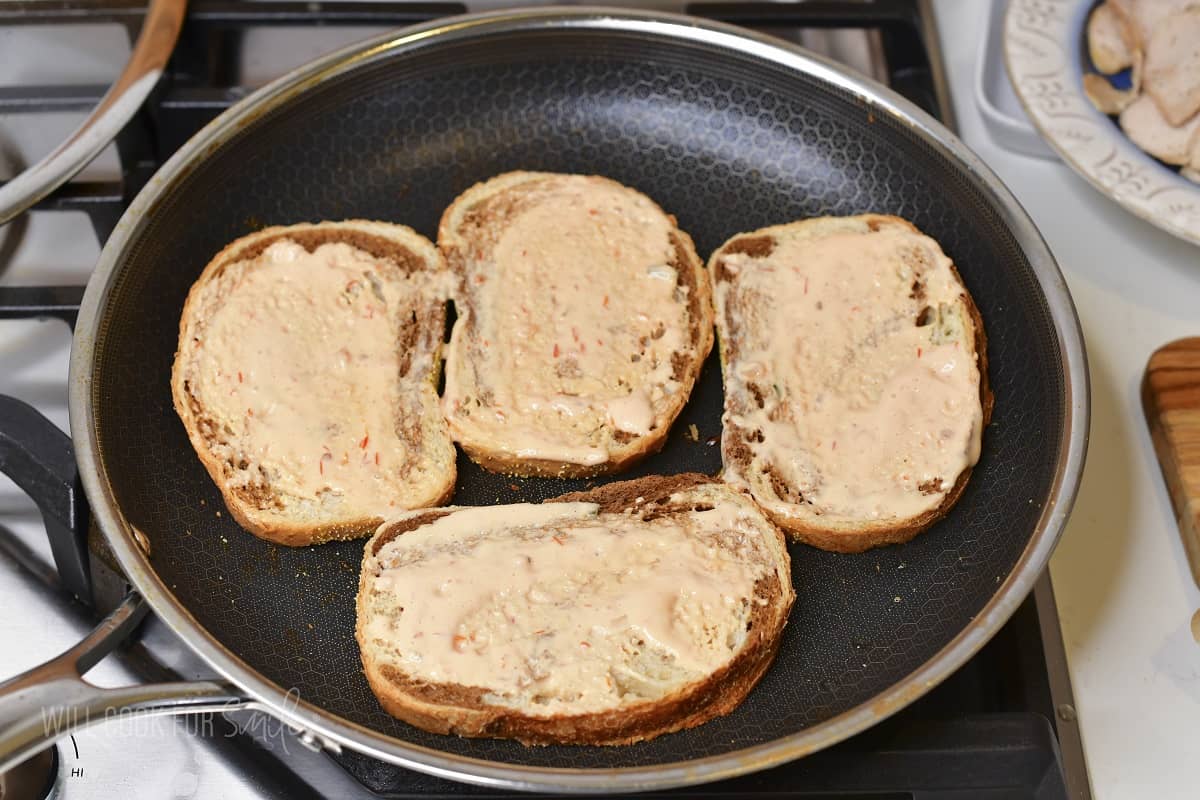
0,7 -> 1088,793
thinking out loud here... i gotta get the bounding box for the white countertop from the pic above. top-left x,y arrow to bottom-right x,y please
935,2 -> 1200,798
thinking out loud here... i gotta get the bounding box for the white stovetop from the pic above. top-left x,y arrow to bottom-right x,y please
935,2 -> 1200,799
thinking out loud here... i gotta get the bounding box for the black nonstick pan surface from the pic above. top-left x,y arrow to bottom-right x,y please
72,8 -> 1087,791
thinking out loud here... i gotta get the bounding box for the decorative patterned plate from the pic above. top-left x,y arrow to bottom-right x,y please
1005,0 -> 1200,246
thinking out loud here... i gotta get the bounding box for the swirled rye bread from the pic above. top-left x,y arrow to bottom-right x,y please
438,172 -> 714,477
356,474 -> 794,745
172,221 -> 457,546
711,214 -> 992,553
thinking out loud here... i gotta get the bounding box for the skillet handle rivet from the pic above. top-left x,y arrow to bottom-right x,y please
297,730 -> 323,753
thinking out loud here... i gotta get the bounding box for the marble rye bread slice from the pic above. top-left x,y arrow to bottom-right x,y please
171,220 -> 457,546
356,474 -> 794,745
710,214 -> 992,553
438,171 -> 714,478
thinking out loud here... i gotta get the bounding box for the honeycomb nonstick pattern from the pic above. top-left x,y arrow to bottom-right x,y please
91,29 -> 1064,769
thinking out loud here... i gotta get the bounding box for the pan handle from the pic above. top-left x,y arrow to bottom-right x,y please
0,593 -> 255,775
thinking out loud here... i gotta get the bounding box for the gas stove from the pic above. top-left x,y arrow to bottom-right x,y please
0,2 -> 1087,797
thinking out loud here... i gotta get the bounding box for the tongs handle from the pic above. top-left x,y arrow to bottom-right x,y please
0,593 -> 252,774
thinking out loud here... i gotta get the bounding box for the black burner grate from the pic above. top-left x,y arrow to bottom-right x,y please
0,0 -> 467,242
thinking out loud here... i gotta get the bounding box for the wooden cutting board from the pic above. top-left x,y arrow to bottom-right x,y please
1143,338 -> 1200,588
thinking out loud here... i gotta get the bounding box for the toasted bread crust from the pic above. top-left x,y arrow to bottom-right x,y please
171,221 -> 456,547
711,214 -> 993,553
437,172 -> 714,478
356,474 -> 793,745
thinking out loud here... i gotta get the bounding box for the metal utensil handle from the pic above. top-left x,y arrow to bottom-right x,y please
0,593 -> 253,774
0,0 -> 188,224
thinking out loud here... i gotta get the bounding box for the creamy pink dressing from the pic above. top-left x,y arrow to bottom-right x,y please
190,239 -> 449,511
605,389 -> 655,436
442,176 -> 690,464
365,498 -> 770,715
716,225 -> 983,522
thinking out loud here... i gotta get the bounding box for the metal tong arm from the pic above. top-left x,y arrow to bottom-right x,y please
0,0 -> 188,224
0,593 -> 251,774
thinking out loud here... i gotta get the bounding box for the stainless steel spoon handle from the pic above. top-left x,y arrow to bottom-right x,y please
0,0 -> 188,225
0,592 -> 252,774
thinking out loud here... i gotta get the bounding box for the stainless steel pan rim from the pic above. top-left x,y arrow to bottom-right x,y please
69,6 -> 1090,793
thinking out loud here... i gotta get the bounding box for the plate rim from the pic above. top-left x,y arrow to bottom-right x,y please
1003,0 -> 1200,247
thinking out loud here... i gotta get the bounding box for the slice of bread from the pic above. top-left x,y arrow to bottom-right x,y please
356,474 -> 793,745
710,215 -> 992,553
172,221 -> 457,546
438,172 -> 714,478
